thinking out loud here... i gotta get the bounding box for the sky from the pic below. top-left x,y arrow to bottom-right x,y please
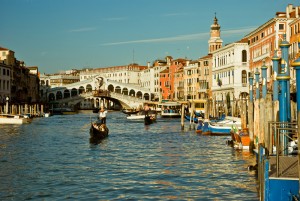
1,0 -> 299,74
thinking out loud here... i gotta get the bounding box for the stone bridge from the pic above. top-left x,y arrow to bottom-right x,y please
45,76 -> 153,109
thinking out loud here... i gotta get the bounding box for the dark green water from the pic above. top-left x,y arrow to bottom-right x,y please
0,111 -> 258,200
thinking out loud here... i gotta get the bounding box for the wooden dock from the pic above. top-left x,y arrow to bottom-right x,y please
268,156 -> 298,178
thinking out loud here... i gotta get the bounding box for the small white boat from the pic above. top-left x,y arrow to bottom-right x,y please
211,119 -> 241,128
0,114 -> 31,124
126,110 -> 156,120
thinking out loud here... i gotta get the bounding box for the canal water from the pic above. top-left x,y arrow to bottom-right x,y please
0,111 -> 258,200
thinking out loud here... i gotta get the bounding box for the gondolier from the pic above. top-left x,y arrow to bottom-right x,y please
99,107 -> 107,124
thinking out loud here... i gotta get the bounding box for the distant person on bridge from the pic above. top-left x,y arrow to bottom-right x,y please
99,106 -> 108,124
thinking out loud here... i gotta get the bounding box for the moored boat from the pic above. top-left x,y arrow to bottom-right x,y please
126,110 -> 156,120
89,121 -> 109,143
200,120 -> 240,136
0,114 -> 31,124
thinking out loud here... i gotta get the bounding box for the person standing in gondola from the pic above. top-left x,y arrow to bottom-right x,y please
99,106 -> 107,124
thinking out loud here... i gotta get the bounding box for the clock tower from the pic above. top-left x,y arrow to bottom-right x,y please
208,13 -> 223,54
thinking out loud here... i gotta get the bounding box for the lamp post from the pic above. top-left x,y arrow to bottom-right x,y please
6,96 -> 9,114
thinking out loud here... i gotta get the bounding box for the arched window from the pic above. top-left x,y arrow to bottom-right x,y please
242,50 -> 247,62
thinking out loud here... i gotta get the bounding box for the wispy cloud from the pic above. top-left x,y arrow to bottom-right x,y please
101,26 -> 256,46
69,27 -> 97,33
222,26 -> 257,36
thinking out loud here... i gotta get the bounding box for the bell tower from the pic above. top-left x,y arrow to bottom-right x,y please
208,13 -> 223,54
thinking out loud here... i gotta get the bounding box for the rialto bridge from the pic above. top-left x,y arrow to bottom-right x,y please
45,76 -> 154,109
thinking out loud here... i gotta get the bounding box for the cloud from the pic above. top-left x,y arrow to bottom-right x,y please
101,26 -> 256,46
69,27 -> 97,33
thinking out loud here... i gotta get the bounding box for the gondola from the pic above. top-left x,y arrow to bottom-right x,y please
144,115 -> 156,125
89,121 -> 109,144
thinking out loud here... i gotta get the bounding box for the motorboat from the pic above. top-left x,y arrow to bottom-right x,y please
0,114 -> 31,124
159,102 -> 181,118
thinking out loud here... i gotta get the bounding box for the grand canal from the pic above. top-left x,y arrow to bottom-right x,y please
0,111 -> 258,200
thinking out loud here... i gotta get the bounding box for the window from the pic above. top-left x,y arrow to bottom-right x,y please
242,70 -> 247,85
242,50 -> 247,62
279,24 -> 284,30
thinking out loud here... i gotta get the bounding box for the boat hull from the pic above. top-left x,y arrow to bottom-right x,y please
144,116 -> 156,125
0,114 -> 31,124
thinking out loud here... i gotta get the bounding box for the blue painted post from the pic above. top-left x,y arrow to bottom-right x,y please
255,68 -> 260,100
249,72 -> 254,102
264,159 -> 270,201
277,72 -> 290,155
261,61 -> 268,99
272,50 -> 280,101
279,35 -> 291,122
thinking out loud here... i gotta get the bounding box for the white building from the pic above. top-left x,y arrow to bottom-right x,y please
211,39 -> 250,103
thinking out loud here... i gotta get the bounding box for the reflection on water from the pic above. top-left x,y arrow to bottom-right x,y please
0,111 -> 258,200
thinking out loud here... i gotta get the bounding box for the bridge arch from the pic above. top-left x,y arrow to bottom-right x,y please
122,88 -> 128,95
129,89 -> 135,96
144,93 -> 150,100
64,89 -> 70,98
49,93 -> 55,101
56,91 -> 63,100
108,84 -> 114,92
79,86 -> 85,94
115,86 -> 121,93
71,88 -> 78,96
136,91 -> 142,99
86,84 -> 93,92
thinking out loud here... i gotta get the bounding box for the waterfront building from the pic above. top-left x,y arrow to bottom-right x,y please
183,60 -> 199,100
244,4 -> 299,92
0,62 -> 11,104
140,59 -> 169,101
0,47 -> 13,103
80,64 -> 147,85
211,39 -> 250,115
289,10 -> 300,94
197,54 -> 212,99
174,64 -> 184,100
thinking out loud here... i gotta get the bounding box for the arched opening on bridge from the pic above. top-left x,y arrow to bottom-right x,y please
122,88 -> 128,95
64,89 -> 70,98
115,86 -> 121,93
56,91 -> 63,100
129,89 -> 135,97
79,86 -> 85,94
48,93 -> 55,101
71,88 -> 78,97
108,84 -> 114,92
144,93 -> 150,100
86,84 -> 92,92
136,91 -> 142,99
